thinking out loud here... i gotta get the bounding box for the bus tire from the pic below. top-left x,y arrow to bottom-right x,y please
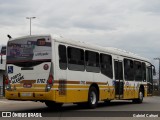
45,101 -> 63,110
132,90 -> 143,104
87,87 -> 98,109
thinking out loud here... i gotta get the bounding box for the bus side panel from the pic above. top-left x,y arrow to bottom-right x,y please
53,82 -> 89,103
53,42 -> 66,102
123,81 -> 136,99
145,86 -> 148,97
93,73 -> 115,100
54,42 -> 89,103
66,70 -> 89,103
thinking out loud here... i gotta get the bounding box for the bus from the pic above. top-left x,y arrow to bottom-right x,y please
5,35 -> 154,109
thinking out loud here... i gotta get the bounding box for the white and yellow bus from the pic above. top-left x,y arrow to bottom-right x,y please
5,35 -> 154,109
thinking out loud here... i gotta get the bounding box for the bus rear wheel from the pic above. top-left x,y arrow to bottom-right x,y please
45,101 -> 63,110
87,87 -> 98,109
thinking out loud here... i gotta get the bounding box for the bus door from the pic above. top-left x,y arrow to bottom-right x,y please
114,60 -> 124,99
147,66 -> 153,95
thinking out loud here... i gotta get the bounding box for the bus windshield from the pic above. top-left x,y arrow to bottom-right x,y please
7,37 -> 52,64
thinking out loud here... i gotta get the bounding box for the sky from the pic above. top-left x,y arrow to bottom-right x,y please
0,0 -> 160,77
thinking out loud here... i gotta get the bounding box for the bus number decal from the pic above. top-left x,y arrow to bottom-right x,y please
80,81 -> 86,84
37,79 -> 46,83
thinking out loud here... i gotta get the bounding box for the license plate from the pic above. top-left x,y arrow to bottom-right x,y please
23,83 -> 32,88
21,93 -> 32,97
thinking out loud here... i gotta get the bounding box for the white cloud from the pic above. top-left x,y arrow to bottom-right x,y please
1,0 -> 160,70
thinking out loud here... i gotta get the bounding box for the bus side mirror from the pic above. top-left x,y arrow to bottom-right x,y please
0,54 -> 2,64
153,68 -> 156,76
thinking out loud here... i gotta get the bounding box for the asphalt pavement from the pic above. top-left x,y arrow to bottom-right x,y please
0,96 -> 160,120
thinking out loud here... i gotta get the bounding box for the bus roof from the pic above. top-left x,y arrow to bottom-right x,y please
8,35 -> 51,41
54,37 -> 150,63
7,35 -> 150,63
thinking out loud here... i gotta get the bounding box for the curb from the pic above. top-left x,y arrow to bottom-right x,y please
0,96 -> 5,99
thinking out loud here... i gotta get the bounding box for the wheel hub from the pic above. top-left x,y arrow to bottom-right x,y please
90,91 -> 96,104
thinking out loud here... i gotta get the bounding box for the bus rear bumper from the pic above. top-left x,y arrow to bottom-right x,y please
5,90 -> 54,101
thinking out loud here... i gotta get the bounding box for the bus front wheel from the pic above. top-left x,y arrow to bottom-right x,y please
132,90 -> 143,103
45,101 -> 63,110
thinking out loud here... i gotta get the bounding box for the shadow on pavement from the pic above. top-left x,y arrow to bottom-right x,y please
11,100 -> 134,113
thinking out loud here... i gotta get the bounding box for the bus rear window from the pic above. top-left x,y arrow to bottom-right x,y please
7,37 -> 52,63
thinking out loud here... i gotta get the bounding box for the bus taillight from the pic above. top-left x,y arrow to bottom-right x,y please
48,74 -> 53,84
5,76 -> 11,90
5,79 -> 9,84
5,76 -> 11,85
46,74 -> 53,92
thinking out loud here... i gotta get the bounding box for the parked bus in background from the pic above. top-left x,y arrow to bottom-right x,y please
5,35 -> 154,109
1,46 -> 6,55
0,45 -> 6,96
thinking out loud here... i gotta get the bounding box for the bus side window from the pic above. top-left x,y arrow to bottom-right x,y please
67,46 -> 85,71
59,45 -> 67,70
100,53 -> 113,78
134,61 -> 142,81
142,62 -> 146,82
85,50 -> 100,73
124,59 -> 134,81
